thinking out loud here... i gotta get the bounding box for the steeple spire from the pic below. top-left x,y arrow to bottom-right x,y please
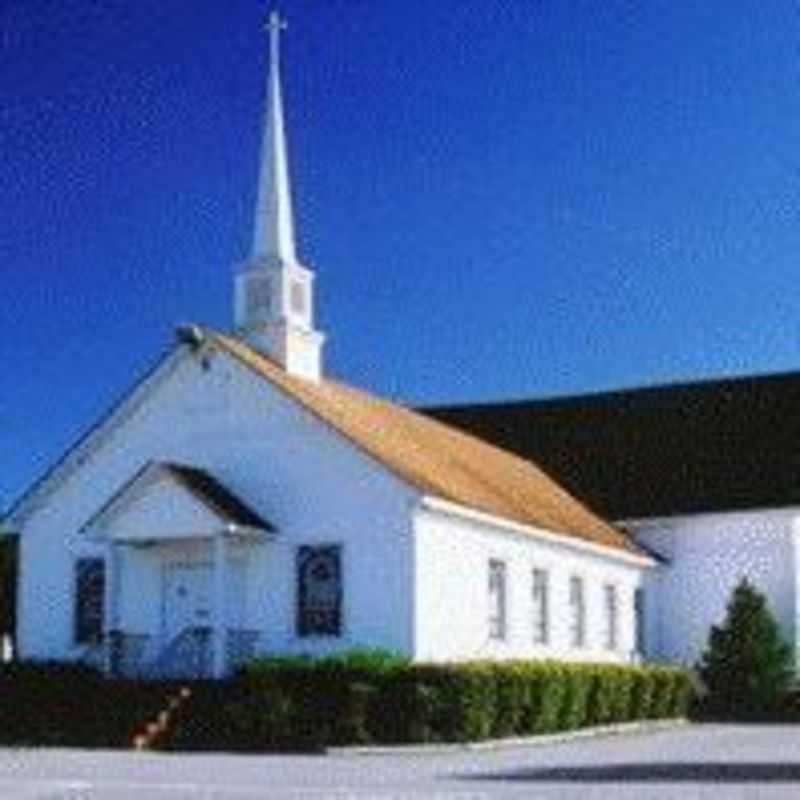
234,10 -> 325,382
252,11 -> 296,263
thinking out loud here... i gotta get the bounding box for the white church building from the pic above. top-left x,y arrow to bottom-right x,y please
3,14 -> 793,679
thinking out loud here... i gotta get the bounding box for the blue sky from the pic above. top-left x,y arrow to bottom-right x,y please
3,0 -> 800,510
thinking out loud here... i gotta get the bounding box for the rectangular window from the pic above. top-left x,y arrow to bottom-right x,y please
568,575 -> 585,648
604,584 -> 618,650
290,280 -> 306,315
634,587 -> 645,654
532,568 -> 549,645
488,559 -> 507,640
246,273 -> 272,321
74,558 -> 105,644
296,545 -> 342,637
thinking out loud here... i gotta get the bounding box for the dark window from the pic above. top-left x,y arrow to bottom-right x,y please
569,575 -> 585,648
532,567 -> 549,645
74,558 -> 105,644
296,545 -> 342,636
604,584 -> 618,650
488,559 -> 507,640
634,587 -> 645,654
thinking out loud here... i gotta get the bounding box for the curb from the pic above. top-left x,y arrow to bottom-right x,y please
326,718 -> 689,756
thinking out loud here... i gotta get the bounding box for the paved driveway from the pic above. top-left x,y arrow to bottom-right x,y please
0,724 -> 799,798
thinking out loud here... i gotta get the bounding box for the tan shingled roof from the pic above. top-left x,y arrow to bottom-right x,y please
205,327 -> 643,557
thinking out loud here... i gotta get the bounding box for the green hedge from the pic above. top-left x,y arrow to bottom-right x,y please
0,662 -> 182,748
0,657 -> 692,750
167,653 -> 693,752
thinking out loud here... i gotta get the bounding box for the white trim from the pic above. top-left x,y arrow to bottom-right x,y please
81,464 -> 274,543
89,529 -> 274,546
418,495 -> 655,569
224,523 -> 276,540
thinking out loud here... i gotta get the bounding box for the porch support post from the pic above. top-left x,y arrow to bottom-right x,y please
212,532 -> 228,678
104,540 -> 118,674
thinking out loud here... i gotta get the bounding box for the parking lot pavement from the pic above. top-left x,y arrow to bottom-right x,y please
1,725 -> 800,799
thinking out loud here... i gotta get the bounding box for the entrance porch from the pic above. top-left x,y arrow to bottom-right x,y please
104,534 -> 265,679
82,462 -> 274,679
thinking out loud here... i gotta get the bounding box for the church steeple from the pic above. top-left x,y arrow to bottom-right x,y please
235,10 -> 324,382
252,11 -> 296,264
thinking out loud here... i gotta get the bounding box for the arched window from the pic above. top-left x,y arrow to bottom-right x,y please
296,545 -> 342,636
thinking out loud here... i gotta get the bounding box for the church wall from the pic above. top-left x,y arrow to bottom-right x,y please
16,343 -> 418,663
631,508 -> 799,666
412,505 -> 647,663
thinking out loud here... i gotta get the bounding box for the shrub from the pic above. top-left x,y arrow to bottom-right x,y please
609,666 -> 635,722
523,662 -> 565,734
0,662 -> 183,748
165,656 -> 693,751
373,672 -> 436,743
585,666 -> 616,726
697,579 -> 793,719
490,661 -> 528,737
319,647 -> 410,675
628,667 -> 655,720
669,669 -> 694,718
557,664 -> 591,730
408,663 -> 496,742
227,648 -> 411,749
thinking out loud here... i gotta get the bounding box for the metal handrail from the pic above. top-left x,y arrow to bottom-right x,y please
94,626 -> 260,678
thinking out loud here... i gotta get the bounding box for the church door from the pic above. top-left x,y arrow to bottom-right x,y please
162,562 -> 213,640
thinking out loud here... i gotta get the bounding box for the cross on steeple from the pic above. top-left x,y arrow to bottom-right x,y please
265,10 -> 287,34
264,10 -> 287,61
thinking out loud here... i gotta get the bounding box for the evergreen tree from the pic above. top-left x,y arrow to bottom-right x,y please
698,578 -> 793,718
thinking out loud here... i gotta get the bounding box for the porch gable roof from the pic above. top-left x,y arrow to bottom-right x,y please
81,461 -> 274,542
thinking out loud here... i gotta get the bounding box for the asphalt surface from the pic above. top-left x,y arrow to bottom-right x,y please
0,724 -> 799,798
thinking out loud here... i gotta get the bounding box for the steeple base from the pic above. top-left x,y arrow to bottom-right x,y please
243,321 -> 325,382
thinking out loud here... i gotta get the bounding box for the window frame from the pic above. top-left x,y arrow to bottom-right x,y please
603,583 -> 618,651
488,559 -> 507,641
74,557 -> 105,645
568,574 -> 586,649
531,567 -> 549,645
295,543 -> 343,638
634,587 -> 645,655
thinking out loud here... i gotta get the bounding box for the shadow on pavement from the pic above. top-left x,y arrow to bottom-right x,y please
460,762 -> 800,783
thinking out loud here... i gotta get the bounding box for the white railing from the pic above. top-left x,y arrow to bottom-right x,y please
149,627 -> 213,679
226,629 -> 260,673
99,628 -> 260,679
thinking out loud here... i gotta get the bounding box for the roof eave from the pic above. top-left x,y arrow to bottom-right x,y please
418,495 -> 656,568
